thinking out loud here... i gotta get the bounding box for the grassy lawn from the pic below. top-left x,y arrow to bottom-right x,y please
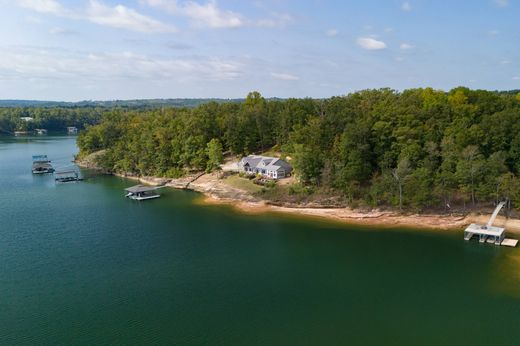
223,175 -> 263,193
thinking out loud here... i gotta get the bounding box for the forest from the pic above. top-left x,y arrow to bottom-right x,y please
73,88 -> 520,211
0,107 -> 104,134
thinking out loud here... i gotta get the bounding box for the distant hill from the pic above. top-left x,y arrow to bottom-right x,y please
0,98 -> 245,108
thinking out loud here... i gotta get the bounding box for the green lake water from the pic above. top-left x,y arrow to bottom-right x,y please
1,136 -> 520,345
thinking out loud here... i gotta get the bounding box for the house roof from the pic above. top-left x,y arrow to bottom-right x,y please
240,155 -> 292,172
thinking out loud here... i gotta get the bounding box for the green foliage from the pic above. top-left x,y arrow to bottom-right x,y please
0,107 -> 102,134
206,138 -> 224,172
288,184 -> 315,196
73,88 -> 520,212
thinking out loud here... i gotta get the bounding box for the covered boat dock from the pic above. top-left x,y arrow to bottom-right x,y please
32,155 -> 54,174
464,201 -> 518,247
55,170 -> 82,183
464,224 -> 505,245
125,185 -> 161,201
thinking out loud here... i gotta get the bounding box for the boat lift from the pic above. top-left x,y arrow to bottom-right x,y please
464,201 -> 518,247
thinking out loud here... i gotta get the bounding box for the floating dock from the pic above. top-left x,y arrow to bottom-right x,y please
464,201 -> 517,247
501,239 -> 519,247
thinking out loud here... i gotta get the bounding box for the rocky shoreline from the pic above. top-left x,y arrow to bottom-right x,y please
76,153 -> 520,234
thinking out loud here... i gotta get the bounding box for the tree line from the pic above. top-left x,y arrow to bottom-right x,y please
0,107 -> 104,134
76,88 -> 520,212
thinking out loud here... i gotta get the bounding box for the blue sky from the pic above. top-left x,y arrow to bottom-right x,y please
0,0 -> 518,101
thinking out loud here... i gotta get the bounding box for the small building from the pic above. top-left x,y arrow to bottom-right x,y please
20,117 -> 34,122
35,129 -> 48,135
238,155 -> 292,179
67,126 -> 78,134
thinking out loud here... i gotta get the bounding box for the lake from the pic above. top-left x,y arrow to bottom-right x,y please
1,136 -> 520,345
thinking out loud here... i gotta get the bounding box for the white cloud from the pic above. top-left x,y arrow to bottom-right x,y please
179,1 -> 243,28
143,0 -> 243,28
255,13 -> 293,28
271,72 -> 299,81
49,27 -> 76,35
86,0 -> 176,33
400,43 -> 413,50
402,2 -> 411,11
488,29 -> 500,36
0,45 -> 243,82
500,60 -> 511,65
143,0 -> 292,29
494,0 -> 509,7
513,76 -> 520,80
18,0 -> 66,15
326,29 -> 338,37
15,0 -> 176,33
356,37 -> 387,50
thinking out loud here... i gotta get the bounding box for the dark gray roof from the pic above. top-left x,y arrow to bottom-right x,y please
125,185 -> 158,193
240,155 -> 292,172
32,162 -> 53,169
265,158 -> 292,172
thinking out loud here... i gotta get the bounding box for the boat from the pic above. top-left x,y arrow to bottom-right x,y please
55,170 -> 83,183
32,155 -> 55,174
125,185 -> 161,201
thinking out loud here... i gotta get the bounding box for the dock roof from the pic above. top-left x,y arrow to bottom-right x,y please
125,185 -> 157,193
465,223 -> 505,236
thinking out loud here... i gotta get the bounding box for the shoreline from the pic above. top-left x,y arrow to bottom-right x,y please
197,194 -> 520,234
76,158 -> 520,235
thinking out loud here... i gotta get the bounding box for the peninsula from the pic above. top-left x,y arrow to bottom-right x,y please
74,88 -> 520,233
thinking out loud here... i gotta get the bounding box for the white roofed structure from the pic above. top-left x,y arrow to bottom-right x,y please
464,201 -> 516,246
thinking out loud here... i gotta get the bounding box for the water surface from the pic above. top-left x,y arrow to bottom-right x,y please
1,136 -> 519,345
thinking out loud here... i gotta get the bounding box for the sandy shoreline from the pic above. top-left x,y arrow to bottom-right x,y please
197,194 -> 520,234
77,157 -> 520,235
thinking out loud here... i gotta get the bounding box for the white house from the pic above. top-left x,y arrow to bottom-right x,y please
239,155 -> 292,179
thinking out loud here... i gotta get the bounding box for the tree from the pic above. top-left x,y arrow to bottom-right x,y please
206,138 -> 223,172
70,88 -> 520,214
391,157 -> 412,211
456,145 -> 484,206
292,144 -> 324,185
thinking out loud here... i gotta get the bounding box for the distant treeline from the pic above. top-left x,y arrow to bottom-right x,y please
0,107 -> 105,134
0,98 -> 245,109
76,88 -> 520,211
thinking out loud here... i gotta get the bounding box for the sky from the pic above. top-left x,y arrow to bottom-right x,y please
0,0 -> 518,101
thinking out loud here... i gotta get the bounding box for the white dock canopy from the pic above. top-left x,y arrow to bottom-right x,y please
464,224 -> 505,244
